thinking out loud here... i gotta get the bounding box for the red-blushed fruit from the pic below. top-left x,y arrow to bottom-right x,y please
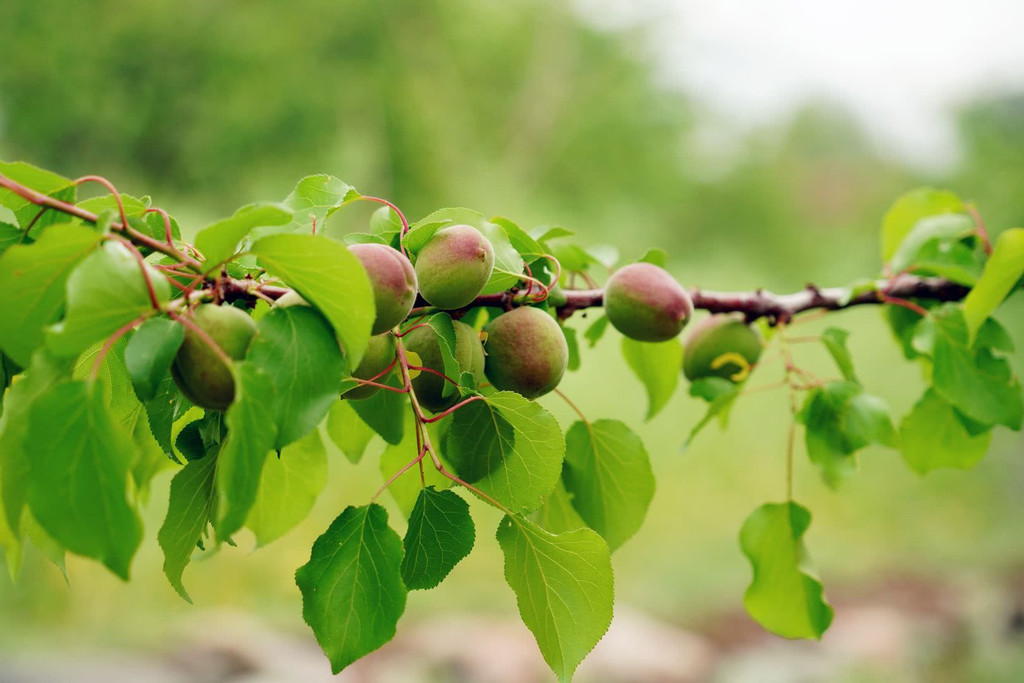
348,243 -> 418,335
171,304 -> 258,411
484,306 -> 568,399
403,320 -> 485,413
343,333 -> 398,400
682,313 -> 763,382
604,262 -> 692,342
414,225 -> 495,309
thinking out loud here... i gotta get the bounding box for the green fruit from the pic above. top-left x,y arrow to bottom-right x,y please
604,262 -> 692,342
682,313 -> 763,382
403,320 -> 484,413
349,243 -> 418,335
171,304 -> 258,411
415,225 -> 494,309
343,333 -> 398,400
484,306 -> 567,399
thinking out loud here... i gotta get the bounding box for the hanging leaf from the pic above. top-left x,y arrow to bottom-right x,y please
497,515 -> 614,683
740,502 -> 833,639
820,327 -> 858,384
562,419 -> 654,551
296,504 -> 407,674
326,400 -> 376,464
621,337 -> 681,420
900,389 -> 993,474
247,429 -> 328,547
963,227 -> 1024,341
401,487 -> 475,590
124,317 -> 184,402
158,450 -> 218,602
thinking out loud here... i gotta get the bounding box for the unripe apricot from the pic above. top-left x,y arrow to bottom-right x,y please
343,333 -> 398,400
415,225 -> 494,309
403,320 -> 485,413
604,263 -> 692,342
349,243 -> 418,335
484,306 -> 567,399
171,304 -> 258,411
682,313 -> 763,382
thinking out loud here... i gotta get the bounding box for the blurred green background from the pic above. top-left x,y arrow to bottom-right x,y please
1,1 -> 1023,681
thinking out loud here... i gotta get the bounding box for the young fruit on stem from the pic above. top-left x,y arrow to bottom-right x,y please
414,225 -> 495,309
604,262 -> 693,341
402,320 -> 485,413
171,304 -> 258,410
349,243 -> 418,335
343,334 -> 398,400
682,313 -> 763,382
484,306 -> 568,399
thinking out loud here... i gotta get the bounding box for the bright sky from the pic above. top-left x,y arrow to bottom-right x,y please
579,0 -> 1024,169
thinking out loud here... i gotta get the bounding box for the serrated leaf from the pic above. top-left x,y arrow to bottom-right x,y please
326,399 -> 376,463
246,306 -> 345,449
158,451 -> 217,602
145,374 -> 190,459
401,487 -> 475,590
496,515 -> 614,682
931,306 -> 1023,430
444,392 -> 564,513
490,217 -> 544,258
47,241 -> 170,357
881,188 -> 964,261
740,502 -> 833,639
479,220 -> 525,295
214,363 -> 278,541
562,419 -> 654,551
24,380 -> 143,579
195,202 -> 293,269
296,504 -> 407,674
964,228 -> 1024,341
273,174 -> 358,238
820,327 -> 858,383
251,233 -> 374,368
900,389 -> 992,473
621,337 -> 681,420
247,429 -> 328,547
533,480 -> 587,535
76,193 -> 150,218
0,223 -> 103,366
124,317 -> 184,401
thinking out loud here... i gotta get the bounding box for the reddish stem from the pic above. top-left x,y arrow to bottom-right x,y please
421,395 -> 485,423
90,315 -> 148,381
143,207 -> 175,247
75,175 -> 130,234
409,365 -> 460,387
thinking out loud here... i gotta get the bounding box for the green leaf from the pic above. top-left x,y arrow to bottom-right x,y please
403,207 -> 483,254
533,480 -> 587,535
964,228 -> 1024,341
424,313 -> 462,399
564,326 -> 581,371
881,188 -> 964,261
685,377 -> 741,446
195,202 -> 293,269
145,374 -> 190,459
900,389 -> 992,474
246,306 -> 345,450
269,174 -> 358,238
490,217 -> 544,258
247,429 -> 328,547
621,337 -> 681,420
798,381 -> 896,488
158,450 -> 217,602
740,502 -> 833,639
24,380 -> 143,579
0,223 -> 103,366
0,222 -> 23,257
124,317 -> 184,402
351,373 -> 407,445
76,193 -> 150,219
637,248 -> 668,267
401,487 -> 475,590
47,241 -> 170,357
0,161 -> 76,230
479,220 -> 525,295
562,420 -> 654,551
496,515 -> 614,682
444,392 -> 565,513
214,364 -> 278,541
296,504 -> 407,674
251,233 -> 374,368
888,213 -> 975,273
326,399 -> 376,464
911,238 -> 985,285
931,306 -> 1023,430
584,315 -> 609,347
820,327 -> 858,383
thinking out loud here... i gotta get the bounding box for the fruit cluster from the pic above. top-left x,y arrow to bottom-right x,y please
172,226 -> 765,411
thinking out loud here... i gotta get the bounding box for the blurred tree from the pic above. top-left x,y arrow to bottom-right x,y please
954,94 -> 1024,231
